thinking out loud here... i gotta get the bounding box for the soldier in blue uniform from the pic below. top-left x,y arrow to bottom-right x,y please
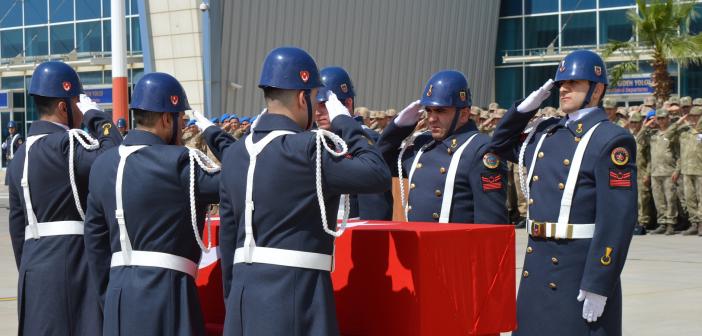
488,50 -> 637,335
7,61 -> 121,335
200,46 -> 391,336
316,66 -> 393,220
3,120 -> 24,184
377,70 -> 508,224
83,72 -> 221,336
3,120 -> 24,165
116,118 -> 128,137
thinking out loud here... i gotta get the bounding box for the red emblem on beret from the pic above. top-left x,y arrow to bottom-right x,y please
170,95 -> 179,106
300,71 -> 310,83
62,81 -> 71,91
459,91 -> 467,102
340,83 -> 348,93
594,66 -> 602,77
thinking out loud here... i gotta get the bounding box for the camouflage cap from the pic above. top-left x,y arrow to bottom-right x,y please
644,96 -> 655,106
543,106 -> 557,117
494,108 -> 506,118
629,112 -> 643,122
616,107 -> 627,117
681,96 -> 692,107
694,98 -> 702,106
480,110 -> 489,119
374,110 -> 386,118
488,102 -> 499,111
368,110 -> 377,119
355,107 -> 370,118
556,109 -> 566,117
690,106 -> 702,116
668,96 -> 680,105
603,97 -> 617,108
385,108 -> 397,117
656,108 -> 669,118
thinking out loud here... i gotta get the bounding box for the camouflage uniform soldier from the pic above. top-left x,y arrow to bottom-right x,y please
478,109 -> 490,133
630,113 -> 652,233
667,97 -> 687,217
616,108 -> 628,127
470,106 -> 481,126
646,108 -> 680,234
355,107 -> 371,127
604,97 -> 618,122
668,96 -> 681,122
676,107 -> 702,235
681,96 -> 692,116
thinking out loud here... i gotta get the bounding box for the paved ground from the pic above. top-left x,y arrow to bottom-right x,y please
0,167 -> 699,335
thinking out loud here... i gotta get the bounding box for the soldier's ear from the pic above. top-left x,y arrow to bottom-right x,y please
593,83 -> 606,103
458,107 -> 470,123
297,90 -> 307,110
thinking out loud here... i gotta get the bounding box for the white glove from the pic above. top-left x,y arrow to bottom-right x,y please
325,91 -> 351,122
577,289 -> 607,323
1,142 -> 6,149
517,79 -> 554,113
76,94 -> 102,114
251,108 -> 266,130
394,100 -> 423,127
192,110 -> 215,130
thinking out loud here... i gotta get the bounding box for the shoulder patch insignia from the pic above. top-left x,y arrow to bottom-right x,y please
609,168 -> 632,189
611,147 -> 629,166
102,123 -> 112,136
481,173 -> 503,192
482,152 -> 500,169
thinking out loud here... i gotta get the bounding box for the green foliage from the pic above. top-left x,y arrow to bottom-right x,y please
602,0 -> 702,98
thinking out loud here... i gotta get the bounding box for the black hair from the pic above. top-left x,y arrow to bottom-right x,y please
263,87 -> 297,104
32,95 -> 62,116
133,109 -> 164,127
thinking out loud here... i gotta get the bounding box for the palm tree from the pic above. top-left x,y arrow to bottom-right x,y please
603,0 -> 702,105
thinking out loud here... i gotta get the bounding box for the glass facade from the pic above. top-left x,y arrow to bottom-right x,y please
494,0 -> 702,108
0,0 -> 143,146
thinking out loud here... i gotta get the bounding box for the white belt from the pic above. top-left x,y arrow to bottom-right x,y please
110,251 -> 198,278
24,220 -> 84,240
233,246 -> 333,272
527,219 -> 595,239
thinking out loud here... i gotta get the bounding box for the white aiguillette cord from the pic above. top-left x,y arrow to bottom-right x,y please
187,148 -> 221,252
67,129 -> 100,220
312,129 -> 350,237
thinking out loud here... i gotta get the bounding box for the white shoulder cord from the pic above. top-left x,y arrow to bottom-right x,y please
396,132 -> 423,216
67,129 -> 100,220
187,148 -> 221,252
313,129 -> 350,237
517,118 -> 548,199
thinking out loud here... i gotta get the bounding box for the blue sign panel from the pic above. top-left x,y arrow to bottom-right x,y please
84,87 -> 113,104
0,92 -> 8,109
607,76 -> 654,95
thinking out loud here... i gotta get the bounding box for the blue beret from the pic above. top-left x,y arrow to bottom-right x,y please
240,116 -> 251,123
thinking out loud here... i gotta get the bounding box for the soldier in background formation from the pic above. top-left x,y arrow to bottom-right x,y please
632,95 -> 702,236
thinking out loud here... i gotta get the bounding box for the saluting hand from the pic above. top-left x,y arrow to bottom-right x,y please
192,110 -> 215,131
325,91 -> 350,122
394,100 -> 423,127
518,79 -> 554,113
76,94 -> 102,114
